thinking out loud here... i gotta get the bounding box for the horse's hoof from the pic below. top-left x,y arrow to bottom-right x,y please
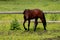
25,28 -> 27,30
34,30 -> 36,32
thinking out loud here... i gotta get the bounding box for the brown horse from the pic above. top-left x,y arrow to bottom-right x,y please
23,9 -> 47,31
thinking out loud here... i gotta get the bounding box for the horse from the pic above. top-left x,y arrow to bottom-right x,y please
23,9 -> 47,31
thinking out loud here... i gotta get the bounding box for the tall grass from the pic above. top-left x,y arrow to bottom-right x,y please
10,18 -> 21,30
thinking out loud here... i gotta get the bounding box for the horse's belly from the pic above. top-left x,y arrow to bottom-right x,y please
30,16 -> 37,19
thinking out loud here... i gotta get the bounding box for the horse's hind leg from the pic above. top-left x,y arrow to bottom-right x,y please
23,19 -> 27,30
34,18 -> 38,31
28,20 -> 30,31
40,18 -> 46,30
43,21 -> 46,30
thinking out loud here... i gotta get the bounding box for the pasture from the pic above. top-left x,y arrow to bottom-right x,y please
0,0 -> 60,11
0,0 -> 60,40
0,14 -> 60,40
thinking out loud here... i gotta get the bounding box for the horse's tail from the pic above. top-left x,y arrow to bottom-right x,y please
43,13 -> 46,24
42,12 -> 47,30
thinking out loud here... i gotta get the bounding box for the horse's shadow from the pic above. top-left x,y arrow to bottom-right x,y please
21,28 -> 47,35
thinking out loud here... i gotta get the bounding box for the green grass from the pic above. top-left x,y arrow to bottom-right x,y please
0,0 -> 60,40
0,22 -> 60,40
0,14 -> 23,20
0,0 -> 60,11
0,11 -> 60,40
0,14 -> 60,21
0,14 -> 60,40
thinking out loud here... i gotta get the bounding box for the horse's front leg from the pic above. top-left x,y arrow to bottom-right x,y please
34,18 -> 38,31
28,20 -> 30,31
23,20 -> 27,30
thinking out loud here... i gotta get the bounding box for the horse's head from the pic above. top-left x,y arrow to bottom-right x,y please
23,9 -> 30,19
23,9 -> 30,14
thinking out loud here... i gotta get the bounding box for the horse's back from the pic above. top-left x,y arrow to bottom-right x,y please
32,9 -> 44,17
23,9 -> 44,19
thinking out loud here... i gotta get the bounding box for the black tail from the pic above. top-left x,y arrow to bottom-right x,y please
42,13 -> 47,30
43,13 -> 46,25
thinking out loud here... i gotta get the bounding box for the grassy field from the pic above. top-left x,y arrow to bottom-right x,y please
0,14 -> 60,40
0,14 -> 60,21
0,22 -> 60,40
0,0 -> 60,11
0,0 -> 60,40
